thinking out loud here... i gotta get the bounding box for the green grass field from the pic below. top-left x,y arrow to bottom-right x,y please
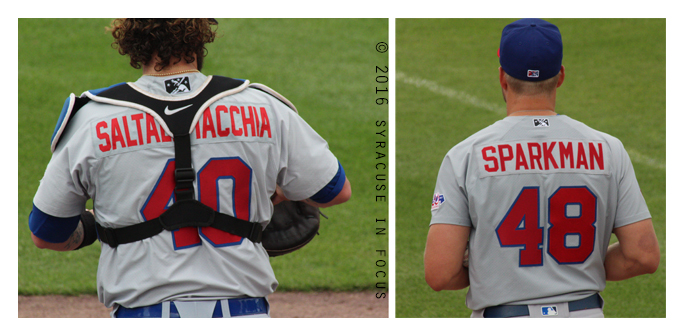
18,19 -> 388,295
396,19 -> 665,318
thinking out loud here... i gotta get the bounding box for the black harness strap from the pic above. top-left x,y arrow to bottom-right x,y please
95,205 -> 263,248
173,134 -> 196,201
93,76 -> 263,248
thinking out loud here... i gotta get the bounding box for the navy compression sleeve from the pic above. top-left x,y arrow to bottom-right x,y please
28,204 -> 80,243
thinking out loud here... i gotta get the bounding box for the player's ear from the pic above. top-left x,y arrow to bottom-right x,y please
499,67 -> 509,103
499,67 -> 508,90
556,65 -> 565,88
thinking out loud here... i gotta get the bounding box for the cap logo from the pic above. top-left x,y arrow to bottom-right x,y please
527,70 -> 540,78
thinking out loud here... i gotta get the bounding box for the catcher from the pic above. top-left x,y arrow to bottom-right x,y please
28,18 -> 351,318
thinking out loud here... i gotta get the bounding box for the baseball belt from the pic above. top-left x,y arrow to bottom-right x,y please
482,293 -> 603,318
115,297 -> 268,318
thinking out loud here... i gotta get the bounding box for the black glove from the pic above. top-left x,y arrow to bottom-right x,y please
261,201 -> 321,257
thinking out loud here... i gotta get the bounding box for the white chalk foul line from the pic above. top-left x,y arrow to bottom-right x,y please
626,148 -> 666,171
396,72 -> 505,115
397,71 -> 665,171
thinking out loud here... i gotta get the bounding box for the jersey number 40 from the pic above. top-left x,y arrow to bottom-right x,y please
141,157 -> 253,250
495,186 -> 597,266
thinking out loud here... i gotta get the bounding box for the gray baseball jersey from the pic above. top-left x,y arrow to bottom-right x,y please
33,72 -> 339,308
430,115 -> 650,310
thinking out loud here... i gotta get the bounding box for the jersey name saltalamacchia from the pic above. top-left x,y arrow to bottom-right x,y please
92,104 -> 273,156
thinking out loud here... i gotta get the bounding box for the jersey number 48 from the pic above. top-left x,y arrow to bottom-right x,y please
495,186 -> 597,266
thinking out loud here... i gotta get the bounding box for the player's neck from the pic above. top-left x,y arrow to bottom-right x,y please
505,94 -> 557,116
142,56 -> 199,77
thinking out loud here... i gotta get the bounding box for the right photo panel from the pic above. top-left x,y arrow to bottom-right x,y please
396,18 -> 665,318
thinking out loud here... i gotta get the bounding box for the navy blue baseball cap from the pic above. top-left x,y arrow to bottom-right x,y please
499,18 -> 563,82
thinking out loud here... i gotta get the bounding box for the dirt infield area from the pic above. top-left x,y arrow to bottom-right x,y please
18,291 -> 388,318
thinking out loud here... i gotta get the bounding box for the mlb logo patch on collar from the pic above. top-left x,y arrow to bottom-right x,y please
534,118 -> 550,127
165,77 -> 191,94
541,306 -> 558,316
431,193 -> 445,210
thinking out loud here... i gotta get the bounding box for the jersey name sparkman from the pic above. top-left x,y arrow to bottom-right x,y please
478,140 -> 609,175
94,104 -> 273,154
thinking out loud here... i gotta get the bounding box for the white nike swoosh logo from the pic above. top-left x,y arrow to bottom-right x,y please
164,104 -> 193,115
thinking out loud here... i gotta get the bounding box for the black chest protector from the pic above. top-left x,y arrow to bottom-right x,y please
89,76 -> 263,248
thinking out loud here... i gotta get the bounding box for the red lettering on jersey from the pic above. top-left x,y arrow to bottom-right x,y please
482,146 -> 498,172
252,106 -> 261,136
202,107 -> 217,139
528,142 -> 542,170
131,113 -> 145,145
515,143 -> 529,170
160,127 -> 172,142
243,106 -> 257,137
559,141 -> 574,169
498,144 -> 513,172
194,120 -> 202,139
589,142 -> 604,170
146,114 -> 161,144
576,142 -> 588,169
96,121 -> 111,152
111,118 -> 127,150
122,116 -> 138,147
259,107 -> 271,138
543,142 -> 558,170
215,105 -> 230,137
230,105 -> 243,136
482,141 -> 606,174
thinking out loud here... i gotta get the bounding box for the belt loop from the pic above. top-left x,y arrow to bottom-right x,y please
220,299 -> 231,318
161,302 -> 170,318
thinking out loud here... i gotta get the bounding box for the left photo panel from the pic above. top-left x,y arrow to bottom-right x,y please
18,18 -> 389,318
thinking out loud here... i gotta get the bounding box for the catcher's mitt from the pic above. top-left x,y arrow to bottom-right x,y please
76,209 -> 98,250
262,201 -> 321,257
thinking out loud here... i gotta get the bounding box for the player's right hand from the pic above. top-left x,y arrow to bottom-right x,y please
463,244 -> 469,268
270,185 -> 289,205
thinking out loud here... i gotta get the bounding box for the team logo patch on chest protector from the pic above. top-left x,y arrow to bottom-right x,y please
165,77 -> 191,94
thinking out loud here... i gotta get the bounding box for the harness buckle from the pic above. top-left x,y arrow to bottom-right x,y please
175,167 -> 195,184
174,168 -> 196,200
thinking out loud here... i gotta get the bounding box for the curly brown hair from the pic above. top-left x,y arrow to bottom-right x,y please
107,19 -> 218,72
